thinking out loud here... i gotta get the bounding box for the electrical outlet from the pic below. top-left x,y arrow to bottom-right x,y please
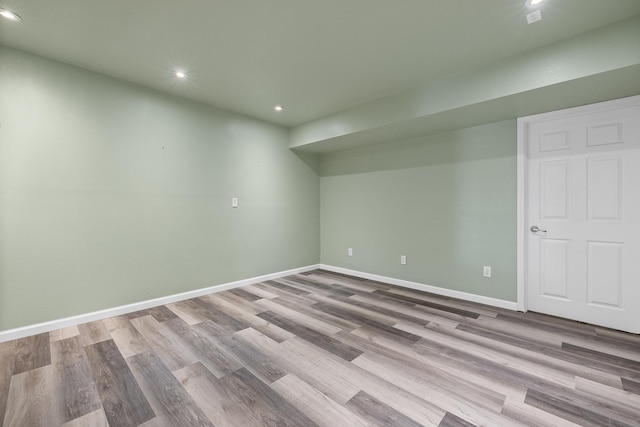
400,255 -> 407,265
483,266 -> 492,278
348,248 -> 353,257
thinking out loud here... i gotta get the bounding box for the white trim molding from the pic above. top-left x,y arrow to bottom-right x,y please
516,115 -> 528,312
320,264 -> 518,311
0,264 -> 320,343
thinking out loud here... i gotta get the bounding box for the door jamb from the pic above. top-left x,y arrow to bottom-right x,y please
516,118 -> 527,312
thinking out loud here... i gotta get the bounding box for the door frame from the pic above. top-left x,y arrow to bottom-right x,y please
516,94 -> 640,313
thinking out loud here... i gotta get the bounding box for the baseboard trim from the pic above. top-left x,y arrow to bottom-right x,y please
0,263 -> 518,342
0,264 -> 320,343
319,264 -> 518,311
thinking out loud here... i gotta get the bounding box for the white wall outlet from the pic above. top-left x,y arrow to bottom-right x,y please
231,197 -> 238,208
400,255 -> 407,265
483,266 -> 492,278
348,247 -> 353,256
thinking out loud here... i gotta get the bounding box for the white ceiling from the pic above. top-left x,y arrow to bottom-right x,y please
2,0 -> 640,127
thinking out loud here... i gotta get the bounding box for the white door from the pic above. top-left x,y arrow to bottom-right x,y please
523,98 -> 640,333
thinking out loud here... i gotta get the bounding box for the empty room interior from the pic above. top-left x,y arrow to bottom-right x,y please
1,1 -> 640,426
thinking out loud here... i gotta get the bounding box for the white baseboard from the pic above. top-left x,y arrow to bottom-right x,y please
0,264 -> 320,343
319,264 -> 519,311
0,263 -> 518,342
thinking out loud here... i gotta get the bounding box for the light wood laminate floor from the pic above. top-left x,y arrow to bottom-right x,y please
1,270 -> 640,426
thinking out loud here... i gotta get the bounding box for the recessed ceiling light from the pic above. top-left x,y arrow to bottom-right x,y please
175,70 -> 186,79
0,8 -> 22,21
525,0 -> 544,7
274,105 -> 284,112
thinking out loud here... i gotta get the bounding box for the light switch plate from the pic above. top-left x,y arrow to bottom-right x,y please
483,266 -> 492,278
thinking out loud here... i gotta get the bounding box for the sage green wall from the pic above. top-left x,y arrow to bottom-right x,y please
320,120 -> 517,301
0,47 -> 320,331
292,16 -> 640,152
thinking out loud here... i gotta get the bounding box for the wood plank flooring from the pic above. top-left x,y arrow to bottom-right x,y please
1,269 -> 640,426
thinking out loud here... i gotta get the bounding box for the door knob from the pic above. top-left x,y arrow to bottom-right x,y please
530,225 -> 547,233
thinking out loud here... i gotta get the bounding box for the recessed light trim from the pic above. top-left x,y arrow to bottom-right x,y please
0,8 -> 22,21
175,70 -> 187,79
274,105 -> 284,112
525,0 -> 544,7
